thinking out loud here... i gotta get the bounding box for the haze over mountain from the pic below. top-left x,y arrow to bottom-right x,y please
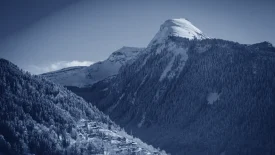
45,18 -> 275,155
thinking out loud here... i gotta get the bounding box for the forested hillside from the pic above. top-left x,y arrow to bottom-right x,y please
0,58 -> 166,155
72,38 -> 275,155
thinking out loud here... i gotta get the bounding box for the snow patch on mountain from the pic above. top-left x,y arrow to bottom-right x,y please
160,56 -> 175,81
131,75 -> 148,104
109,93 -> 125,113
207,92 -> 220,104
159,42 -> 189,81
138,113 -> 146,128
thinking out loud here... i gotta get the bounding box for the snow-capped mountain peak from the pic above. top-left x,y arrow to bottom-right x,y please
149,18 -> 207,46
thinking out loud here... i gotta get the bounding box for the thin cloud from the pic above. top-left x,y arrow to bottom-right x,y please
28,60 -> 94,74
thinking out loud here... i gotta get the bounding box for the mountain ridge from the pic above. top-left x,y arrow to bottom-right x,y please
42,46 -> 144,87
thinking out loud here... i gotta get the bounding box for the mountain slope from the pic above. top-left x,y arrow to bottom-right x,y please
67,18 -> 275,155
0,58 -> 166,155
42,46 -> 144,87
92,37 -> 275,155
39,18 -> 275,154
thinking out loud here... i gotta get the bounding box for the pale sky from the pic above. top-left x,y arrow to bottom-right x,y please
0,0 -> 274,74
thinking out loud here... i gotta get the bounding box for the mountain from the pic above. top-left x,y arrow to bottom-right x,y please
63,19 -> 275,155
42,46 -> 144,87
0,58 -> 166,155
